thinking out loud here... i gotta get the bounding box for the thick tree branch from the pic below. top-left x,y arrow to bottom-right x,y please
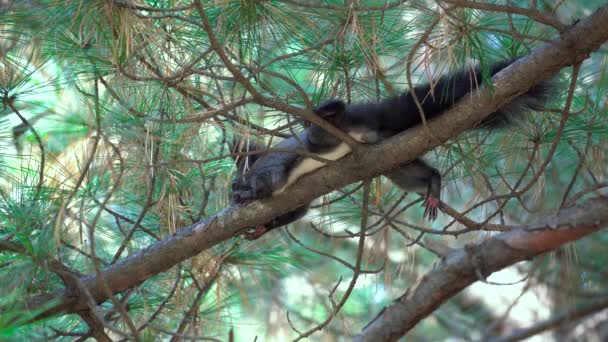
25,4 -> 608,321
491,296 -> 608,342
354,198 -> 608,341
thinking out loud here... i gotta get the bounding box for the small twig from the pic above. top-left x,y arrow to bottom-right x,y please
6,100 -> 45,198
293,181 -> 372,341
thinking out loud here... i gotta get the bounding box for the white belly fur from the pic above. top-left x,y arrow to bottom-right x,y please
272,131 -> 369,195
273,142 -> 352,194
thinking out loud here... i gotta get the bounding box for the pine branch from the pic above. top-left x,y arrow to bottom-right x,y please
355,198 -> 608,341
19,3 -> 608,324
490,296 -> 608,342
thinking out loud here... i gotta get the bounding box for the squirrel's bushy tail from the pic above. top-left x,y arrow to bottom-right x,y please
384,59 -> 556,130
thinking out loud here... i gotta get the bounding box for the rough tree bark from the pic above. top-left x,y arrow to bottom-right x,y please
354,199 -> 608,341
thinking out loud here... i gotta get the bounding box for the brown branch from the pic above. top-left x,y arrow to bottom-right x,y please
293,181 -> 372,341
280,0 -> 406,12
491,296 -> 608,342
0,239 -> 25,254
441,0 -> 567,32
192,0 -> 360,149
354,198 -> 608,341
80,312 -> 112,342
20,3 -> 608,323
6,100 -> 45,198
113,1 -> 193,13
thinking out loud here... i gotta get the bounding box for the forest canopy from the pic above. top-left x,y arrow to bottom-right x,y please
1,1 -> 608,341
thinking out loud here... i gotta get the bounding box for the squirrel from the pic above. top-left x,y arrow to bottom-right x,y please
231,59 -> 554,239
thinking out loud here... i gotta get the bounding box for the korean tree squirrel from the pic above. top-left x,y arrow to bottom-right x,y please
232,59 -> 553,239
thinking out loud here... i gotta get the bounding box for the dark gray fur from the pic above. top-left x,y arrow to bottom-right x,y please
232,59 -> 553,236
231,140 -> 309,237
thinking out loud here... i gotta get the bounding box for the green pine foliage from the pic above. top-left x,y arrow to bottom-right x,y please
0,0 -> 607,340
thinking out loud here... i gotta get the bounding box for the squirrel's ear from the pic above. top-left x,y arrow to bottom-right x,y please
313,99 -> 346,123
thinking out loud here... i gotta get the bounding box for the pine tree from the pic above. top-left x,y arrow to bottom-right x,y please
1,1 -> 607,340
